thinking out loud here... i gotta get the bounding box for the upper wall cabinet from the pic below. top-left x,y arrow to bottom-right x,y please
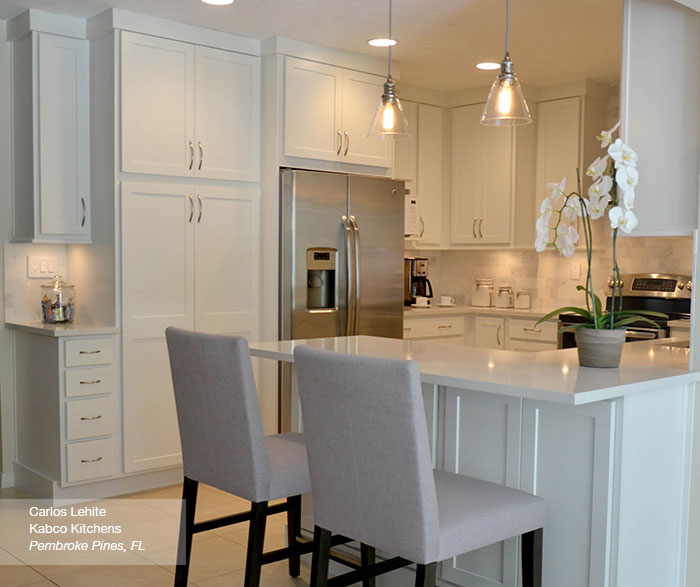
12,32 -> 90,243
451,103 -> 514,245
121,32 -> 260,182
283,56 -> 392,167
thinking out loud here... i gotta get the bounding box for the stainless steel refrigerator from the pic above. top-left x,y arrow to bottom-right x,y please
279,168 -> 405,430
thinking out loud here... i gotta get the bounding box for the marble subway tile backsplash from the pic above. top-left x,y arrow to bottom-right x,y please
411,236 -> 693,310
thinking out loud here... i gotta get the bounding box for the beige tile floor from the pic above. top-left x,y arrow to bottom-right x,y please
0,484 -> 312,587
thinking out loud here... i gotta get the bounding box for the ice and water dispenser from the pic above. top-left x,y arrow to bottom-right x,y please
306,247 -> 337,310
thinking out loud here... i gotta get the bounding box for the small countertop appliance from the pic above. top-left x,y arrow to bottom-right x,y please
404,257 -> 433,306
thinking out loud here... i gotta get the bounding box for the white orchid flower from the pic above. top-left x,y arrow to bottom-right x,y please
536,210 -> 552,232
608,139 -> 638,168
588,175 -> 613,199
545,177 -> 567,200
562,198 -> 583,221
623,189 -> 636,210
534,233 -> 549,252
586,156 -> 609,180
539,196 -> 554,214
596,121 -> 620,148
615,165 -> 639,192
609,206 -> 638,233
587,193 -> 611,220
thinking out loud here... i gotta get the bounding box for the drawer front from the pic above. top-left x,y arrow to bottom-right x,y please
66,398 -> 115,440
508,318 -> 558,343
404,316 -> 465,339
65,365 -> 115,398
65,337 -> 114,367
507,340 -> 558,352
66,438 -> 116,483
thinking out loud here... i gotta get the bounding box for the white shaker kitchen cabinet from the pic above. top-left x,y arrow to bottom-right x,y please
121,32 -> 260,181
415,104 -> 445,247
450,103 -> 513,245
283,56 -> 391,167
473,316 -> 505,349
535,97 -> 581,195
393,100 -> 418,186
520,400 -> 614,587
441,388 -> 522,587
12,32 -> 90,243
121,32 -> 195,178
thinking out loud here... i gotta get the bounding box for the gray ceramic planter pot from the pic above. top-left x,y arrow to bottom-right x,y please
575,328 -> 626,368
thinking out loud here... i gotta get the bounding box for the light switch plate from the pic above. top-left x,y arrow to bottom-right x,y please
28,255 -> 57,279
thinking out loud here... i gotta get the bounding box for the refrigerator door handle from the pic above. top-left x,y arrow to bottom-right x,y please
349,215 -> 361,335
341,215 -> 355,336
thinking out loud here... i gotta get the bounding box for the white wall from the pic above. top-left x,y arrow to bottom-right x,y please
0,21 -> 16,488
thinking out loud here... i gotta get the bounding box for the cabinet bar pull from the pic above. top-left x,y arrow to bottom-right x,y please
198,141 -> 203,170
496,323 -> 502,346
197,194 -> 202,223
337,130 -> 342,155
188,194 -> 194,223
79,379 -> 102,385
419,217 -> 425,238
81,198 -> 86,227
438,325 -> 453,329
472,217 -> 477,238
523,327 -> 542,333
403,327 -> 412,331
478,217 -> 484,238
79,350 -> 101,355
80,415 -> 102,421
344,131 -> 349,156
189,142 -> 194,170
80,456 -> 103,463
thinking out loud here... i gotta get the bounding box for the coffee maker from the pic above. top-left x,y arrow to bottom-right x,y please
404,257 -> 434,306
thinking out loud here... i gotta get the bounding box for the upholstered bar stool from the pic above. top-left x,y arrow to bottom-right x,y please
165,328 -> 312,587
294,345 -> 546,587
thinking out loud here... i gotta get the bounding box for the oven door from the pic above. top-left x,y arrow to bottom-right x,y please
558,323 -> 667,348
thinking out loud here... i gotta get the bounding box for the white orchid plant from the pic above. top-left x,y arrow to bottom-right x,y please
535,122 -> 665,331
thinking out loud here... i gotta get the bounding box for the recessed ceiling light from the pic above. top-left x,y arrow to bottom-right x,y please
201,0 -> 234,5
476,62 -> 501,70
368,38 -> 397,47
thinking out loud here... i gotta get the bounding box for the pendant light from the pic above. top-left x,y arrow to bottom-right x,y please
368,0 -> 411,139
480,0 -> 532,126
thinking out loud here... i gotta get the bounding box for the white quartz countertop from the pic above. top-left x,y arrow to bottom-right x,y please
5,321 -> 119,337
404,304 -> 558,320
668,319 -> 691,331
249,335 -> 699,405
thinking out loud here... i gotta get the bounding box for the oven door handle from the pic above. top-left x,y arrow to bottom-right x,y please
625,329 -> 660,340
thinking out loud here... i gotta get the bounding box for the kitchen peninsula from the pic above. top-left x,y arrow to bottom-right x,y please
249,335 -> 697,587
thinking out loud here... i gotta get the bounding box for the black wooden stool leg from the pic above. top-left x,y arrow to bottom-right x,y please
361,543 -> 376,587
286,495 -> 302,577
244,501 -> 269,587
174,477 -> 198,587
415,562 -> 437,587
310,525 -> 332,587
522,528 -> 543,587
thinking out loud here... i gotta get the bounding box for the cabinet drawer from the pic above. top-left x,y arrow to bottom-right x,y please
508,319 -> 558,343
404,316 -> 465,339
65,365 -> 115,398
66,438 -> 116,483
507,340 -> 558,353
65,337 -> 114,367
66,398 -> 115,440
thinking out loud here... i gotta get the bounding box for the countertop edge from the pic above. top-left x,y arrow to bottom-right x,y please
5,321 -> 120,337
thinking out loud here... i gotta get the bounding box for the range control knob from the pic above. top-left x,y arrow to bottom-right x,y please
607,278 -> 615,288
678,282 -> 685,290
688,281 -> 693,293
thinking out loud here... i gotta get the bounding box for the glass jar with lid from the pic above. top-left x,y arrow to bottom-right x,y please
40,275 -> 76,323
472,278 -> 494,307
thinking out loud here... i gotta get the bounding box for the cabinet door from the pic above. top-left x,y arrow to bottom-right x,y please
474,316 -> 505,349
37,34 -> 90,241
284,57 -> 342,162
479,121 -> 514,244
442,388 -> 522,587
341,69 -> 392,167
194,186 -> 260,337
121,32 -> 195,177
521,400 -> 614,587
416,104 -> 444,246
121,182 -> 195,473
194,47 -> 260,181
393,100 -> 417,184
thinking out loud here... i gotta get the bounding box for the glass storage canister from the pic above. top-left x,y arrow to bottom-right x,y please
41,275 -> 76,323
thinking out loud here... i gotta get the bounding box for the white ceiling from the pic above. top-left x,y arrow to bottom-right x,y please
0,0 -> 623,93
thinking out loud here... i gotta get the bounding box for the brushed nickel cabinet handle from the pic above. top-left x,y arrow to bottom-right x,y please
344,131 -> 349,156
403,327 -> 412,331
189,141 -> 194,170
438,325 -> 453,329
337,130 -> 342,155
80,415 -> 103,421
197,194 -> 202,223
198,141 -> 203,171
188,194 -> 194,223
79,379 -> 102,385
419,217 -> 425,238
523,327 -> 542,333
496,323 -> 502,346
472,217 -> 477,239
81,198 -> 86,227
79,350 -> 101,355
479,217 -> 484,239
80,456 -> 103,463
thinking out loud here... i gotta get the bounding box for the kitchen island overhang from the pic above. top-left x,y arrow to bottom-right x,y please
249,335 -> 699,587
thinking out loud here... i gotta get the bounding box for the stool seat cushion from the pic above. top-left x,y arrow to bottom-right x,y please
435,469 -> 546,562
266,433 -> 311,501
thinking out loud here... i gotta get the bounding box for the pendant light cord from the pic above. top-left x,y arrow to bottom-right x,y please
505,0 -> 510,55
388,0 -> 393,77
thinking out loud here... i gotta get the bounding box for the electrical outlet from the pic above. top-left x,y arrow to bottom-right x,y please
27,255 -> 58,279
570,262 -> 581,281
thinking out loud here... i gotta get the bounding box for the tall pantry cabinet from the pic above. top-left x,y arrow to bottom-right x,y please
90,25 -> 261,474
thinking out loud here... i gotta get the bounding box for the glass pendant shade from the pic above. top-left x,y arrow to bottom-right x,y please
368,77 -> 410,139
481,54 -> 532,126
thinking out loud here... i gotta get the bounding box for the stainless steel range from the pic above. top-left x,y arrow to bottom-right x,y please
558,273 -> 692,348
